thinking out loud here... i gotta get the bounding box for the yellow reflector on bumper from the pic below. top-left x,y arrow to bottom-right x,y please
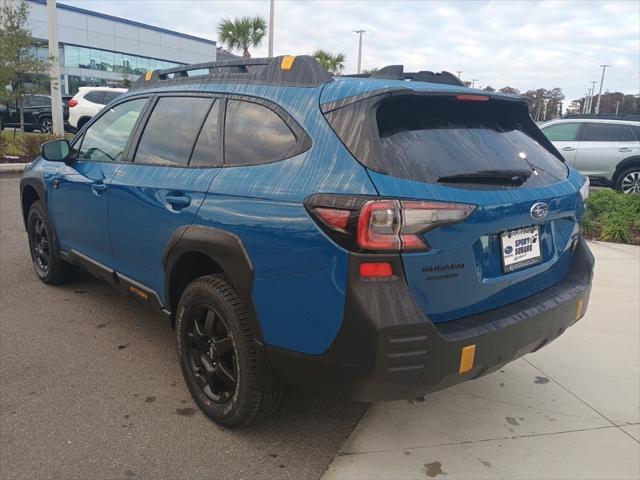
576,297 -> 584,321
281,55 -> 296,70
459,344 -> 476,374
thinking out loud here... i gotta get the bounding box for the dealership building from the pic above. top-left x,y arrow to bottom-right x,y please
25,0 -> 233,95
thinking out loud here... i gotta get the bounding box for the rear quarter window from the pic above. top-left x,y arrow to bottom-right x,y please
84,91 -> 105,104
224,100 -> 298,166
581,123 -> 636,142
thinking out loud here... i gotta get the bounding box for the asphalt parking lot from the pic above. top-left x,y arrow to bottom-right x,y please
0,175 -> 367,480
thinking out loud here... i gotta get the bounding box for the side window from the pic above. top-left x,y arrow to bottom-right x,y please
134,96 -> 212,167
224,100 -> 298,166
631,125 -> 640,141
541,123 -> 580,141
103,91 -> 122,104
582,123 -> 635,142
78,98 -> 146,162
84,91 -> 106,104
190,100 -> 221,167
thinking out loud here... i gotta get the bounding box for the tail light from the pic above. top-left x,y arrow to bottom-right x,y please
68,98 -> 78,107
305,194 -> 476,252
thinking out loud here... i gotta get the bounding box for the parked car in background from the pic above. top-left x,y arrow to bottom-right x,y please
541,118 -> 640,194
0,94 -> 69,133
68,87 -> 127,131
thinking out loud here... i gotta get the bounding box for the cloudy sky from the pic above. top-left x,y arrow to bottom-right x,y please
63,0 -> 639,102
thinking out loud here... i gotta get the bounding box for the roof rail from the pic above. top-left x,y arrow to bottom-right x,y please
343,65 -> 465,87
563,113 -> 640,121
130,55 -> 333,90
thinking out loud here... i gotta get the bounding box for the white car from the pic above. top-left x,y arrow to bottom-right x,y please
541,118 -> 640,194
68,87 -> 127,131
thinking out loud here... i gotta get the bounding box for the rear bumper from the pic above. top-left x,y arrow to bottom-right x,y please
266,238 -> 594,401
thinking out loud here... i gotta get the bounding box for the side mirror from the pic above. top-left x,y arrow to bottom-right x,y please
41,139 -> 71,163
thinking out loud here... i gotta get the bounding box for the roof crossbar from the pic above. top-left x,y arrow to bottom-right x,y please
344,65 -> 465,87
130,55 -> 333,90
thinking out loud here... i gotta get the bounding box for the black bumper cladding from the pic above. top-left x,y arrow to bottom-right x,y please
266,239 -> 594,402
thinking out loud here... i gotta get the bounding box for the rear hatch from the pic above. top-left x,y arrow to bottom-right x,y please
323,90 -> 586,323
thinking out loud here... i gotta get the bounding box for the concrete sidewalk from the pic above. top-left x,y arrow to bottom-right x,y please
324,241 -> 640,480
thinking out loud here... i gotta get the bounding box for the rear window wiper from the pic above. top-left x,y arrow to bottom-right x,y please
437,169 -> 532,186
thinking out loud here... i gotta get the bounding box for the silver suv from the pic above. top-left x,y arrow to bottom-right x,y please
541,118 -> 640,194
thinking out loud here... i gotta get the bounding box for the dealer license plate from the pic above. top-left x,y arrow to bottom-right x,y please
500,226 -> 542,272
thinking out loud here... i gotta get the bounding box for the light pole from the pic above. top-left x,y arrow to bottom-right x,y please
615,101 -> 620,115
587,81 -> 597,113
47,0 -> 64,136
595,64 -> 611,114
456,70 -> 462,79
268,0 -> 274,57
471,78 -> 478,88
354,29 -> 366,74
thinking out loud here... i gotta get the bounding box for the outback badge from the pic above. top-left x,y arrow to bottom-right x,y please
530,202 -> 549,220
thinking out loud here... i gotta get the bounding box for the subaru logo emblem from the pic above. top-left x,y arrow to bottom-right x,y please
530,202 -> 549,220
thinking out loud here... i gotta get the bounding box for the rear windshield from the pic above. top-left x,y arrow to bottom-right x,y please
326,94 -> 568,189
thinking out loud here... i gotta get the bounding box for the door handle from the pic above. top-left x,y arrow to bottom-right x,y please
561,147 -> 576,151
618,147 -> 632,152
166,193 -> 191,209
91,182 -> 108,194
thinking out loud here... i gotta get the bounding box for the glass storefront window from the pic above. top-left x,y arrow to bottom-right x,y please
63,44 -> 182,75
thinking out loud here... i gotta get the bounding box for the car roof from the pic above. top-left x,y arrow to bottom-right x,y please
319,76 -> 523,107
541,118 -> 640,127
78,86 -> 128,93
127,55 -> 528,111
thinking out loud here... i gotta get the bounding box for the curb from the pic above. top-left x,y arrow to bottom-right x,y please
0,163 -> 28,174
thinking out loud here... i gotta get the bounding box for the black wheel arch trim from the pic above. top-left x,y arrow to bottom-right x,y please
20,174 -> 48,229
163,225 -> 262,337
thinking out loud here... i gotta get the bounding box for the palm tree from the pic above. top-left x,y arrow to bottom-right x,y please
217,16 -> 267,58
312,49 -> 346,75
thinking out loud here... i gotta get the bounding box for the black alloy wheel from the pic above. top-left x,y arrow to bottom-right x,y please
39,117 -> 52,133
28,210 -> 51,277
26,201 -> 78,284
176,275 -> 283,428
183,305 -> 237,404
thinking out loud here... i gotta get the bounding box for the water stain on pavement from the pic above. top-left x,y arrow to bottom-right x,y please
145,396 -> 156,403
505,416 -> 520,426
96,323 -> 108,329
534,376 -> 550,384
424,461 -> 446,478
479,459 -> 492,468
175,407 -> 196,416
117,344 -> 129,350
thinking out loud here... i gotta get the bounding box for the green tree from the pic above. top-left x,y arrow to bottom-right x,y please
0,0 -> 48,131
217,16 -> 267,58
312,49 -> 346,75
524,88 -> 564,121
482,85 -> 496,92
499,86 -> 520,95
362,67 -> 379,75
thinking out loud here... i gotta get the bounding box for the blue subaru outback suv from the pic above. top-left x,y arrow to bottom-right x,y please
21,56 -> 594,428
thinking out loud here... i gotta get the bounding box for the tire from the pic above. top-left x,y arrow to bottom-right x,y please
27,201 -> 78,284
615,166 -> 640,194
77,117 -> 90,130
38,117 -> 52,134
176,275 -> 283,428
